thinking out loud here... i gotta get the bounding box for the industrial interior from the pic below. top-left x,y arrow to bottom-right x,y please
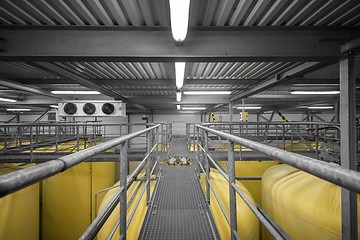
0,0 -> 360,239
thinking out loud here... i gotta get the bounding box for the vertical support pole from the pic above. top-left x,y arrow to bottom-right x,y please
55,125 -> 59,153
146,130 -> 152,205
196,126 -> 200,175
76,125 -> 80,152
282,125 -> 285,150
228,140 -> 237,240
340,51 -> 358,240
335,101 -> 340,139
30,126 -> 33,162
229,101 -> 233,134
193,124 -> 196,152
119,141 -> 127,240
160,124 -> 164,151
315,125 -> 319,159
290,125 -> 294,151
204,131 -> 210,204
155,127 -> 159,171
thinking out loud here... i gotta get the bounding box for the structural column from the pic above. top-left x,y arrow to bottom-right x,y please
229,101 -> 233,134
228,140 -> 237,240
119,142 -> 128,239
340,51 -> 357,240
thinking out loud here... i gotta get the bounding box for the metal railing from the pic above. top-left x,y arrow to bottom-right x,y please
194,124 -> 360,240
0,122 -> 172,162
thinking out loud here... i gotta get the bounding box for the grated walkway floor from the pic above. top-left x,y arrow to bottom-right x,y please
139,137 -> 219,240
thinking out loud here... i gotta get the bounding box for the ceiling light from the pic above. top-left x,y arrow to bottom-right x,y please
176,91 -> 182,102
291,91 -> 340,95
308,106 -> 334,109
177,104 -> 181,110
50,105 -> 59,108
236,106 -> 262,110
51,91 -> 101,95
0,97 -> 17,103
182,107 -> 206,110
169,0 -> 190,42
183,91 -> 232,95
175,62 -> 186,89
7,108 -> 31,111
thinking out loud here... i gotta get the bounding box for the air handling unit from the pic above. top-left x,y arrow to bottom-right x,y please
58,101 -> 126,117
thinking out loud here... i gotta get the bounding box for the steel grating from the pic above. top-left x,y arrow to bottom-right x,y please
139,141 -> 219,240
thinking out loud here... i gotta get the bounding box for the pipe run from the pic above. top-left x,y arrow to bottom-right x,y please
0,124 -> 160,198
195,124 -> 360,194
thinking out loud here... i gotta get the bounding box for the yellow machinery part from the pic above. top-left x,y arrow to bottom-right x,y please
200,168 -> 259,240
262,164 -> 360,240
42,162 -> 115,240
0,164 -> 39,240
97,174 -> 155,240
219,161 -> 279,203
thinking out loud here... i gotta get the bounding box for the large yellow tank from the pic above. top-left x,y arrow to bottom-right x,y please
97,174 -> 155,240
219,161 -> 279,203
42,162 -> 115,240
262,164 -> 360,240
200,168 -> 259,240
0,164 -> 39,240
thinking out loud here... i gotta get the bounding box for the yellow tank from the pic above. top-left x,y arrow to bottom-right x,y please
0,164 -> 39,240
200,168 -> 259,240
97,174 -> 155,240
262,164 -> 360,240
219,161 -> 279,203
42,162 -> 115,240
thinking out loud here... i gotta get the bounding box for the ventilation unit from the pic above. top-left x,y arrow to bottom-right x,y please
58,101 -> 126,117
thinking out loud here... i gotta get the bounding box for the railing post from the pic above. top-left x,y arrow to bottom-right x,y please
228,140 -> 237,240
55,125 -> 59,153
193,124 -> 196,152
160,124 -> 164,151
30,126 -> 33,162
282,125 -> 286,150
119,141 -> 127,240
204,131 -> 210,204
146,130 -> 152,205
155,127 -> 159,171
76,125 -> 80,152
315,125 -> 319,159
196,126 -> 200,177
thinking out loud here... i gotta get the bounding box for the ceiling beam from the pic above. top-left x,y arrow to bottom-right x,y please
341,35 -> 360,54
230,62 -> 332,101
0,28 -> 357,62
127,95 -> 230,105
132,104 -> 152,112
35,62 -> 127,101
0,78 -> 59,98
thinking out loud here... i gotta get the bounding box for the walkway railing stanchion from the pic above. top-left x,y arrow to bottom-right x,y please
155,127 -> 159,172
227,139 -> 238,240
119,141 -> 128,240
196,126 -> 200,177
146,130 -> 152,205
204,131 -> 210,204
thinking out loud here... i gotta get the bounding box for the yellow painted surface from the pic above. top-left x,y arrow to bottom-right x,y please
97,172 -> 155,240
42,162 -> 115,240
219,161 -> 279,203
200,169 -> 259,240
0,164 -> 39,240
262,164 -> 360,240
276,140 -> 324,151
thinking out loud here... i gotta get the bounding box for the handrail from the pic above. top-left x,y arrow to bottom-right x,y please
201,121 -> 339,126
196,124 -> 360,193
0,124 -> 160,198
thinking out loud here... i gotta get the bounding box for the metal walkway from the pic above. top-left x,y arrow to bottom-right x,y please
139,137 -> 219,240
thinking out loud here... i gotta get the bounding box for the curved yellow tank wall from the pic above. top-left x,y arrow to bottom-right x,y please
262,164 -> 360,240
42,162 -> 115,240
97,175 -> 155,240
219,161 -> 279,203
0,164 -> 39,240
200,168 -> 259,240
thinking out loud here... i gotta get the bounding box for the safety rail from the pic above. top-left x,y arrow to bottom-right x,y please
194,124 -> 360,240
0,122 -> 172,162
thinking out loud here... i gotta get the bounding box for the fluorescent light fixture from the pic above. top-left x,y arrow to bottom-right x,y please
0,97 -> 16,103
175,62 -> 186,89
291,91 -> 340,95
182,107 -> 206,110
176,91 -> 182,102
7,108 -> 31,111
183,91 -> 232,95
177,104 -> 181,110
236,106 -> 262,110
51,91 -> 101,95
50,105 -> 59,108
169,0 -> 190,42
308,106 -> 334,109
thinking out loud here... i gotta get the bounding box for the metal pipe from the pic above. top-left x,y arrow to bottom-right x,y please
119,142 -> 127,240
228,140 -> 237,240
196,124 -> 360,194
235,176 -> 262,180
0,124 -> 160,198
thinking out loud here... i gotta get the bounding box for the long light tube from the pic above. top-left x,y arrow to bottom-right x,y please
183,91 -> 232,95
182,107 -> 206,110
177,104 -> 181,110
308,106 -> 334,109
175,62 -> 186,89
51,91 -> 101,95
169,0 -> 190,42
50,105 -> 59,108
7,108 -> 31,111
0,97 -> 16,102
236,106 -> 262,110
291,91 -> 340,95
176,91 -> 182,102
